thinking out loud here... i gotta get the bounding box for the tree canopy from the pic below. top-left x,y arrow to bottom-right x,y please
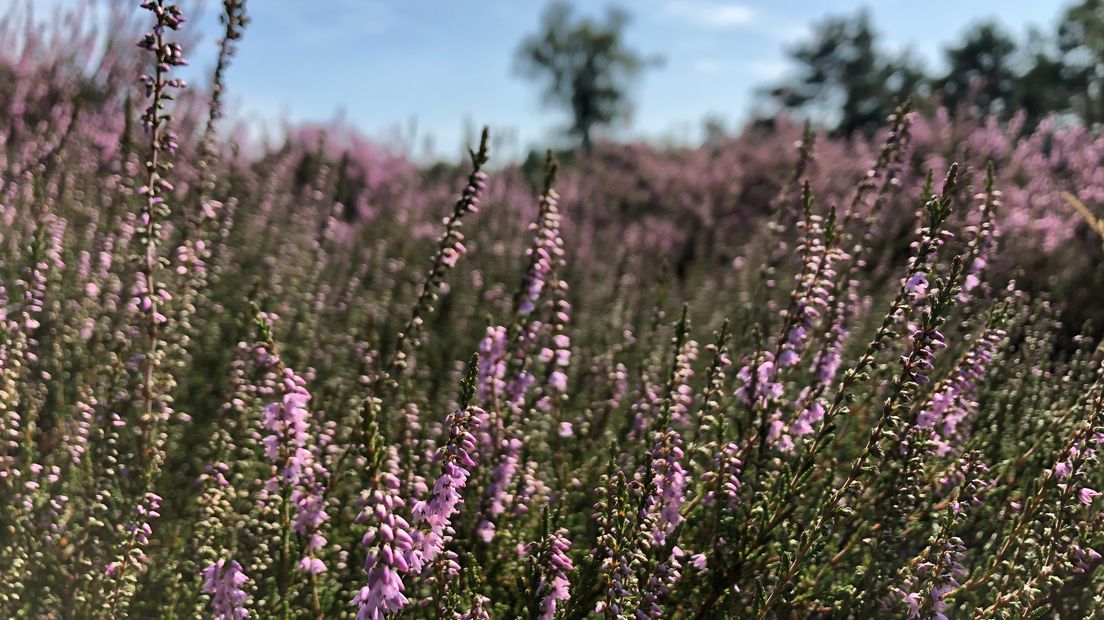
515,2 -> 657,151
766,11 -> 926,136
768,2 -> 1104,134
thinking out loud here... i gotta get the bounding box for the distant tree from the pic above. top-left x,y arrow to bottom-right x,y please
1058,0 -> 1104,123
937,22 -> 1018,118
764,4 -> 1104,131
515,2 -> 657,151
1012,27 -> 1084,126
765,11 -> 926,136
702,115 -> 729,145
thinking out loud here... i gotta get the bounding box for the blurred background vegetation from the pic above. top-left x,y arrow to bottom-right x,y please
515,0 -> 1104,150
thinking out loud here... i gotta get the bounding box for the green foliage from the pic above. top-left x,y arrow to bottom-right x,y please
769,3 -> 1104,132
937,22 -> 1018,117
1058,0 -> 1104,123
515,2 -> 659,151
765,11 -> 926,136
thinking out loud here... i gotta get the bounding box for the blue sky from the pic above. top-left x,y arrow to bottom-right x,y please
4,0 -> 1073,160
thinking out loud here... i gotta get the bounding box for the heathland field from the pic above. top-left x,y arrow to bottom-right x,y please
4,1 -> 1104,618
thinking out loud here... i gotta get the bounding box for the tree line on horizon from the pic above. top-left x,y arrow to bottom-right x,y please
516,0 -> 1104,148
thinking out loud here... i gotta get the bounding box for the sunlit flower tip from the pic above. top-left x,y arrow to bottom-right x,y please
904,272 -> 927,294
1054,461 -> 1072,479
1079,488 -> 1100,505
298,556 -> 327,574
547,370 -> 568,393
441,247 -> 461,267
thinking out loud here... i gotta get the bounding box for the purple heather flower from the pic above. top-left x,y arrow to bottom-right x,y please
407,406 -> 484,573
702,441 -> 743,509
549,370 -> 568,394
261,380 -> 310,470
297,556 -> 326,575
790,398 -> 825,438
354,447 -> 417,619
735,353 -> 783,407
507,370 -> 537,410
476,325 -> 507,401
441,245 -> 463,268
811,280 -> 858,387
1055,461 -> 1073,479
640,545 -> 685,619
904,272 -> 928,296
917,326 -> 1005,454
65,396 -> 95,465
476,436 -> 522,542
650,427 -> 687,547
775,212 -> 845,373
664,340 -> 698,426
903,591 -> 922,618
897,537 -> 964,620
690,554 -> 707,570
105,492 -> 163,579
527,527 -> 573,620
1072,546 -> 1103,574
518,187 -> 564,317
260,367 -> 330,573
201,558 -> 250,620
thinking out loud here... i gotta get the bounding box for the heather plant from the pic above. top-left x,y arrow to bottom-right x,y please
6,2 -> 1104,619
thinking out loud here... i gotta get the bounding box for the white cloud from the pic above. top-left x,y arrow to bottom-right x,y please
744,59 -> 790,79
665,2 -> 755,28
691,58 -> 789,79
